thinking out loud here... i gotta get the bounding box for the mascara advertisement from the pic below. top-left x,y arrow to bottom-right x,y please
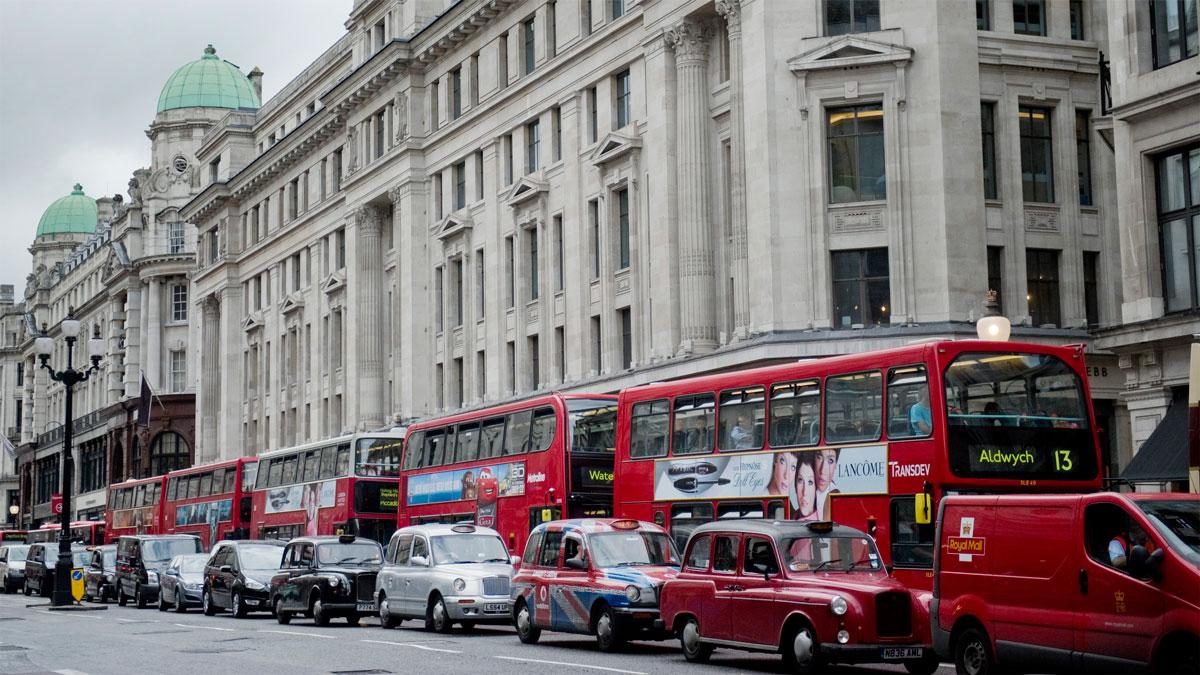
652,445 -> 888,501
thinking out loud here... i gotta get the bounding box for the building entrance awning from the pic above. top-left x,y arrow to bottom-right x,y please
1121,399 -> 1188,483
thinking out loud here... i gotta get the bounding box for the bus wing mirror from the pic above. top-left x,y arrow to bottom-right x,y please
914,494 -> 932,525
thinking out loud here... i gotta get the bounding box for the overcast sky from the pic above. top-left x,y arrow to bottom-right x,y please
0,0 -> 351,294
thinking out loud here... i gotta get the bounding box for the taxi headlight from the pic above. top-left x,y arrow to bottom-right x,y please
326,575 -> 342,589
624,585 -> 641,603
830,595 -> 848,616
453,578 -> 467,593
837,629 -> 850,644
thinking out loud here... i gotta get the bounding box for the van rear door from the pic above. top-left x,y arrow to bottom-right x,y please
1076,499 -> 1164,668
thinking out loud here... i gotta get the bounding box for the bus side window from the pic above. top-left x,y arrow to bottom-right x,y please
302,451 -> 320,482
167,478 -> 178,501
673,394 -> 716,455
425,429 -> 445,467
887,365 -> 930,440
670,503 -> 714,555
225,468 -> 237,494
403,432 -> 424,471
199,472 -> 213,497
890,497 -> 934,568
187,475 -> 200,499
321,446 -> 339,477
336,444 -> 351,475
456,423 -> 480,464
505,411 -> 533,456
530,407 -> 557,453
825,371 -> 883,444
630,400 -> 670,459
480,418 -> 506,459
442,426 -> 458,467
770,380 -> 822,448
718,386 -> 766,452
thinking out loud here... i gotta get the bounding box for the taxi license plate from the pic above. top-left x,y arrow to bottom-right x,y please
881,647 -> 923,660
483,603 -> 508,613
356,602 -> 377,612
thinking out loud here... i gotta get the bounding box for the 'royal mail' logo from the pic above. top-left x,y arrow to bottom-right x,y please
947,536 -> 986,556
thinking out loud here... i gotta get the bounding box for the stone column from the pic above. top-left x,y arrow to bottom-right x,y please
355,206 -> 386,429
717,0 -> 750,340
123,281 -> 142,398
107,294 -> 124,400
200,295 -> 220,463
667,19 -> 717,354
145,279 -> 161,388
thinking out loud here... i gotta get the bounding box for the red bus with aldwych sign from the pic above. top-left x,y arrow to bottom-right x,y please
612,340 -> 1103,591
248,430 -> 406,545
398,393 -> 619,556
25,521 -> 105,547
106,475 -> 168,543
162,457 -> 258,550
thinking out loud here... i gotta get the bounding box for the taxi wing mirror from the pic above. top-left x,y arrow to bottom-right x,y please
411,555 -> 429,567
219,565 -> 233,574
510,555 -> 521,567
564,557 -> 587,570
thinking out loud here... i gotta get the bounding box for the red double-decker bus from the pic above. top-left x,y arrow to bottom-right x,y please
398,393 -> 619,555
0,530 -> 28,546
106,476 -> 168,543
25,522 -> 105,547
612,340 -> 1103,590
162,458 -> 258,550
249,430 -> 406,545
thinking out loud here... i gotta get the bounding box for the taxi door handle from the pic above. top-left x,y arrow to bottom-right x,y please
722,584 -> 744,592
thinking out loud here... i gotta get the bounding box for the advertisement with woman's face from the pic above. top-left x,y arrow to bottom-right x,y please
767,452 -> 797,497
792,455 -> 818,522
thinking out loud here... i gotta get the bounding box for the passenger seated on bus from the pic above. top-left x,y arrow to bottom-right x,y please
772,415 -> 797,446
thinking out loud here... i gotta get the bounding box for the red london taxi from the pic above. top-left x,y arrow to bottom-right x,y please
510,519 -> 680,651
660,520 -> 938,674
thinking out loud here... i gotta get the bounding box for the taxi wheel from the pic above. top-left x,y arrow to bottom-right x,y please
311,594 -> 330,626
680,617 -> 714,663
515,601 -> 541,644
955,627 -> 993,675
175,588 -> 187,614
594,606 -> 625,653
157,589 -> 168,612
203,589 -> 217,616
232,591 -> 247,618
275,598 -> 292,625
426,595 -> 452,633
379,595 -> 400,629
116,586 -> 127,606
783,623 -> 820,673
135,584 -> 148,609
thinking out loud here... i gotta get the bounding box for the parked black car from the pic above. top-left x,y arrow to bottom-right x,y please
83,545 -> 117,602
270,535 -> 383,626
115,534 -> 203,608
203,540 -> 285,617
0,544 -> 31,593
158,554 -> 208,612
23,544 -> 90,598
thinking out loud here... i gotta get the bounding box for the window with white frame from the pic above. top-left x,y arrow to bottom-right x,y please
168,222 -> 185,254
170,349 -> 187,393
171,284 -> 188,322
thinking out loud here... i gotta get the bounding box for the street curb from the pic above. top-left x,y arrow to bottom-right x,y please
26,603 -> 109,611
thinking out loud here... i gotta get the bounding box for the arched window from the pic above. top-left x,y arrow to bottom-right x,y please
131,436 -> 143,479
110,441 -> 124,483
150,432 -> 190,476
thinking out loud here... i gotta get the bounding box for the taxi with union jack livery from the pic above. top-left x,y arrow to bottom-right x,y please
511,518 -> 680,651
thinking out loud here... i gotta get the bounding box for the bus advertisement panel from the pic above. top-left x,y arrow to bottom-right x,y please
398,394 -> 618,556
612,340 -> 1103,591
249,430 -> 406,545
163,457 -> 257,549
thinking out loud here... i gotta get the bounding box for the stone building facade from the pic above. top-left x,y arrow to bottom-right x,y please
183,0 -> 1130,471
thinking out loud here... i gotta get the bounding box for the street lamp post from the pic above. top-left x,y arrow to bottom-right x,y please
34,313 -> 103,607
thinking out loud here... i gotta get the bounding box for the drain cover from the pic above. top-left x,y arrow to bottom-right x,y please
331,670 -> 393,675
0,646 -> 29,652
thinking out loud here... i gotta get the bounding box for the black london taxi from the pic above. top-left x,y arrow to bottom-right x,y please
23,544 -> 90,598
115,534 -> 203,608
270,535 -> 383,626
83,544 -> 117,602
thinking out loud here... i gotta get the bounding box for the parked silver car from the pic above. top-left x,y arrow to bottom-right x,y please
377,524 -> 517,632
158,554 -> 208,612
0,545 -> 31,593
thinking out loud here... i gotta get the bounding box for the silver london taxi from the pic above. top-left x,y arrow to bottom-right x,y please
376,524 -> 517,632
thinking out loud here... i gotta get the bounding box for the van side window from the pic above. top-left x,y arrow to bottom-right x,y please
1085,503 -> 1148,573
523,530 -> 544,565
887,365 -> 931,439
890,497 -> 934,568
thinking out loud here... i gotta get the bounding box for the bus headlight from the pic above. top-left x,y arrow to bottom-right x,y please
624,585 -> 641,603
453,578 -> 467,593
830,595 -> 848,616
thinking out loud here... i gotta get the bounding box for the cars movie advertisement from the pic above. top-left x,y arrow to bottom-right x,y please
406,461 -> 526,506
112,505 -> 158,530
652,445 -> 888,501
265,479 -> 336,515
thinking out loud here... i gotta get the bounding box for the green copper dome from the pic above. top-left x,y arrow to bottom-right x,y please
156,44 -> 260,113
36,184 -> 97,237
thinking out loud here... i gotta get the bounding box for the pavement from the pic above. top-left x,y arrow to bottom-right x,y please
0,590 -> 956,675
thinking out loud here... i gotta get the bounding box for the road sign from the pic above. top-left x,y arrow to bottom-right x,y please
70,568 -> 84,602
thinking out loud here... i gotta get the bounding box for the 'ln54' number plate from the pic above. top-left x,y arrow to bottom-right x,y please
356,602 -> 377,612
881,647 -> 923,660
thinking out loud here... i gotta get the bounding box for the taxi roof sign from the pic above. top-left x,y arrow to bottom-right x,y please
806,521 -> 835,533
611,519 -> 640,530
451,524 -> 476,533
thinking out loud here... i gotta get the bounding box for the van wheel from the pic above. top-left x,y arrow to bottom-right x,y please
594,605 -> 624,653
515,600 -> 540,644
135,584 -> 147,609
426,594 -> 451,633
311,594 -> 330,626
782,623 -> 820,673
955,627 -> 994,675
378,594 -> 400,629
275,597 -> 291,625
680,617 -> 714,663
1153,633 -> 1199,674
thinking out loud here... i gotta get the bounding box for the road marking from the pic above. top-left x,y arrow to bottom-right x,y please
360,639 -> 462,654
54,670 -> 92,675
39,611 -> 105,620
493,655 -> 648,675
174,623 -> 234,632
258,630 -> 337,639
116,618 -> 156,623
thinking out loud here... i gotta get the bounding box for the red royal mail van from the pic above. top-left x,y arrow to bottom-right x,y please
932,493 -> 1199,675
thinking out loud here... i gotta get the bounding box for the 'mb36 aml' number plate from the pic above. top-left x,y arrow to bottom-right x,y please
356,602 -> 377,612
881,647 -> 923,660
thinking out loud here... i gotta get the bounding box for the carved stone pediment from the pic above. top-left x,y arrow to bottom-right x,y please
279,292 -> 305,315
322,270 -> 346,295
589,131 -> 643,167
436,211 -> 475,241
242,311 -> 264,332
787,35 -> 913,72
504,176 -> 549,208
